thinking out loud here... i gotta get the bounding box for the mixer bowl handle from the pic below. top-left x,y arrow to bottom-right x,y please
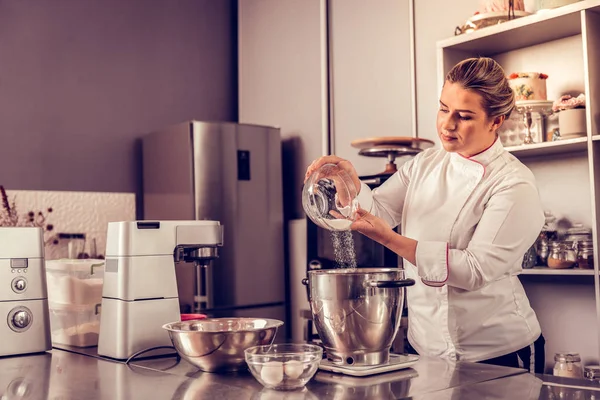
366,278 -> 415,288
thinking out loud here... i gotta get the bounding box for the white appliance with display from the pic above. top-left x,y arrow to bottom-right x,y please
97,220 -> 223,360
0,227 -> 51,356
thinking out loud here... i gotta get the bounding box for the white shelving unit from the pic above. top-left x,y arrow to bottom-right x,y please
521,267 -> 596,276
438,1 -> 600,366
436,1 -> 593,56
504,137 -> 588,158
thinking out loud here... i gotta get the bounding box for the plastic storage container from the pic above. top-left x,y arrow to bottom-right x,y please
49,301 -> 101,347
45,259 -> 105,305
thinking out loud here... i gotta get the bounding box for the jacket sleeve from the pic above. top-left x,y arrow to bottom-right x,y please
415,181 -> 545,290
356,157 -> 415,229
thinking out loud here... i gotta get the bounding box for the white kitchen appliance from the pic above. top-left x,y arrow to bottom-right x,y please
0,227 -> 51,356
97,220 -> 223,360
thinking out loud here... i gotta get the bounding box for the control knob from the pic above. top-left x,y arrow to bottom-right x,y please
8,307 -> 33,332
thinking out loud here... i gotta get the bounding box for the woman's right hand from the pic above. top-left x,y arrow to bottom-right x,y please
304,156 -> 361,193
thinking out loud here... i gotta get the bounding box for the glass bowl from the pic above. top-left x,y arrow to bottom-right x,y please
302,163 -> 359,231
245,343 -> 323,391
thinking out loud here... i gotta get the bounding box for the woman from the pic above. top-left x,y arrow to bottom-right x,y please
305,57 -> 546,373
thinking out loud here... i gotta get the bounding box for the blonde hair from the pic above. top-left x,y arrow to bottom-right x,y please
446,57 -> 515,120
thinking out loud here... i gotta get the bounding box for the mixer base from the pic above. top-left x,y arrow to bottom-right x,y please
319,353 -> 419,377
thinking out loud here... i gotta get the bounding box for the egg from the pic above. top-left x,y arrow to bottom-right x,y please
283,360 -> 304,379
260,361 -> 284,386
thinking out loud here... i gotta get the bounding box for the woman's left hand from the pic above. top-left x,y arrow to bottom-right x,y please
350,208 -> 394,247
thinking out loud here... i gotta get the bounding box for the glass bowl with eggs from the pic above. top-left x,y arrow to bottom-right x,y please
245,343 -> 323,391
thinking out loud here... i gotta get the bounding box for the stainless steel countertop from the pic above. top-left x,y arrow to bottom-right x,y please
0,350 -> 193,400
412,372 -> 600,400
131,352 -> 526,399
2,348 -> 599,399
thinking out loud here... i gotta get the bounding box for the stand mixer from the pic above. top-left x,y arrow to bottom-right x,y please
0,227 -> 51,356
98,220 -> 223,360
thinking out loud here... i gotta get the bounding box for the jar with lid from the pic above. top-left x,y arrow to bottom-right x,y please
554,352 -> 583,378
547,241 -> 577,269
576,240 -> 594,269
536,239 -> 550,266
584,365 -> 600,382
565,223 -> 593,243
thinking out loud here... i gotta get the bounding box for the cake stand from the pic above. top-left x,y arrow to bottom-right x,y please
358,146 -> 421,174
469,10 -> 531,26
514,100 -> 554,144
351,137 -> 435,175
455,10 -> 531,35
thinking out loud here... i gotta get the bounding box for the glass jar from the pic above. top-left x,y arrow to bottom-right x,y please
302,163 -> 359,231
584,365 -> 600,382
536,0 -> 581,11
576,240 -> 594,269
522,244 -> 537,269
542,211 -> 558,239
565,223 -> 593,243
536,211 -> 558,266
554,352 -> 583,378
537,240 -> 550,266
547,241 -> 577,269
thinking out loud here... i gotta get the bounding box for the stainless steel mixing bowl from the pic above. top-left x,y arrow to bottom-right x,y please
162,318 -> 283,372
303,268 -> 415,366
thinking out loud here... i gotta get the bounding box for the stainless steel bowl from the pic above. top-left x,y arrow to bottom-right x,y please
162,318 -> 283,372
303,268 -> 414,366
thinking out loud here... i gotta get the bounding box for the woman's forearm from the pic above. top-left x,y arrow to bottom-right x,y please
382,230 -> 418,266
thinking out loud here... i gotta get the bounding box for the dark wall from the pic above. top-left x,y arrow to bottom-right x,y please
0,0 -> 237,193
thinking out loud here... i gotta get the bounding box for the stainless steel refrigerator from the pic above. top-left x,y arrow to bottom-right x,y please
142,121 -> 285,323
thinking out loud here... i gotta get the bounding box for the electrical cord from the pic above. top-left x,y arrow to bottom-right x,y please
124,346 -> 179,366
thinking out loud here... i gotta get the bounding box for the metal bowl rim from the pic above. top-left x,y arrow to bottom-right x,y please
308,268 -> 404,275
162,317 -> 284,333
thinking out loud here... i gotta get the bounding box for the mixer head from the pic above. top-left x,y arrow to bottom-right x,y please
174,244 -> 221,268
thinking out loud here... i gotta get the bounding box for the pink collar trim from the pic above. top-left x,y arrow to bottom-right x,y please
453,138 -> 504,168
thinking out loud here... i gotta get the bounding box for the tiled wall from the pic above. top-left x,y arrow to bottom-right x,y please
4,190 -> 135,260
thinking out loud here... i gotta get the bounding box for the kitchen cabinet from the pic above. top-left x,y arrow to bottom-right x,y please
328,0 -> 415,177
437,0 -> 600,368
238,0 -> 416,187
239,0 -> 416,343
238,0 -> 329,220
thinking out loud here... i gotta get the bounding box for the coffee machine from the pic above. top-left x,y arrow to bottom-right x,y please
98,220 -> 223,360
0,227 -> 51,356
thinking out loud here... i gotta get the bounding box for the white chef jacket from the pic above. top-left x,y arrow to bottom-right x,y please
357,138 -> 544,362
